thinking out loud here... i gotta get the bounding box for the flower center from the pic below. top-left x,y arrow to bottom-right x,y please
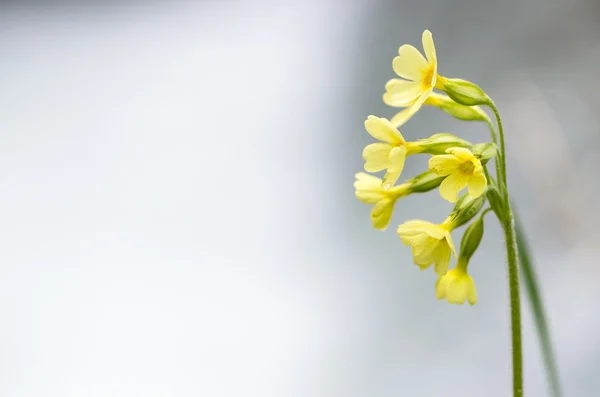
458,161 -> 475,175
422,66 -> 435,88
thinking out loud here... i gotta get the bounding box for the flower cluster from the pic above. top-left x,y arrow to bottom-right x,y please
355,30 -> 499,306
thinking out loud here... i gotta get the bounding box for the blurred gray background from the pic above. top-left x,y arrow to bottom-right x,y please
1,1 -> 599,396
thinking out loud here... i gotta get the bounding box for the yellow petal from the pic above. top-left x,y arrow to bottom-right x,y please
382,145 -> 407,188
467,278 -> 477,305
406,88 -> 432,116
413,238 -> 440,267
439,173 -> 468,203
389,108 -> 413,128
364,116 -> 404,144
398,220 -> 446,240
432,242 -> 451,276
422,30 -> 437,67
445,232 -> 457,258
446,276 -> 468,304
362,143 -> 392,172
429,155 -> 460,175
383,82 -> 422,107
393,44 -> 428,81
354,172 -> 386,204
385,78 -> 402,91
435,277 -> 447,300
371,199 -> 395,230
446,147 -> 475,162
467,170 -> 487,198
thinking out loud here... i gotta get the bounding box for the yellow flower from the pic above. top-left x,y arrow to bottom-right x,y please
354,172 -> 410,230
397,219 -> 456,276
435,260 -> 477,305
428,147 -> 487,203
382,30 -> 438,125
363,115 -> 420,188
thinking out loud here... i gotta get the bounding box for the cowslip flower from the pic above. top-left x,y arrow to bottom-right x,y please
397,219 -> 456,276
363,115 -> 421,188
382,30 -> 438,125
428,147 -> 487,203
435,259 -> 477,305
354,172 -> 410,230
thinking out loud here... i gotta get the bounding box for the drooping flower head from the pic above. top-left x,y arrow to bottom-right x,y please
382,30 -> 438,125
429,147 -> 487,203
435,259 -> 477,305
363,116 -> 420,188
397,219 -> 456,276
354,172 -> 410,230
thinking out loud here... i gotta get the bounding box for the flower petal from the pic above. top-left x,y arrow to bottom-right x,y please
432,242 -> 451,276
413,238 -> 440,267
429,154 -> 460,175
445,232 -> 457,258
435,277 -> 447,300
385,78 -> 409,92
382,145 -> 407,188
468,170 -> 487,198
439,173 -> 468,203
422,30 -> 437,67
354,172 -> 386,204
389,108 -> 413,128
371,199 -> 395,230
467,277 -> 477,305
364,116 -> 404,144
383,82 -> 422,107
446,276 -> 468,304
362,143 -> 392,172
398,220 -> 446,240
446,147 -> 475,162
406,88 -> 432,117
393,44 -> 428,81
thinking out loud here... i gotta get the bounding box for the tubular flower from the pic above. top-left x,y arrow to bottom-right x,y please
397,219 -> 457,276
435,259 -> 477,305
363,115 -> 421,188
354,172 -> 410,230
382,30 -> 438,125
428,147 -> 487,203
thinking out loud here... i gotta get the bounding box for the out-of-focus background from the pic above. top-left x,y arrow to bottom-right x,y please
1,1 -> 599,396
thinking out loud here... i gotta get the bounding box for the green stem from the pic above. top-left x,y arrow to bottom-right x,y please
490,102 -> 523,397
484,117 -> 503,192
504,209 -> 523,397
490,104 -> 508,197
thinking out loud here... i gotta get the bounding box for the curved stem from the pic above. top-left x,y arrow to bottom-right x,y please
484,117 -> 503,191
490,102 -> 523,397
490,104 -> 508,197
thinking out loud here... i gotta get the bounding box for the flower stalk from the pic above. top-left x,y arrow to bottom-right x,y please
354,28 -> 558,397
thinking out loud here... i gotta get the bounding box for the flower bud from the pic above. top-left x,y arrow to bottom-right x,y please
449,193 -> 485,229
471,142 -> 497,165
459,215 -> 485,263
412,133 -> 471,155
426,93 -> 491,123
406,170 -> 446,193
437,77 -> 492,107
486,186 -> 505,222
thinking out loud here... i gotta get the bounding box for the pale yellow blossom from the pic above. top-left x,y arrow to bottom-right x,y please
397,219 -> 456,276
429,147 -> 487,203
363,116 -> 420,188
382,30 -> 438,125
354,172 -> 410,230
435,259 -> 477,305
